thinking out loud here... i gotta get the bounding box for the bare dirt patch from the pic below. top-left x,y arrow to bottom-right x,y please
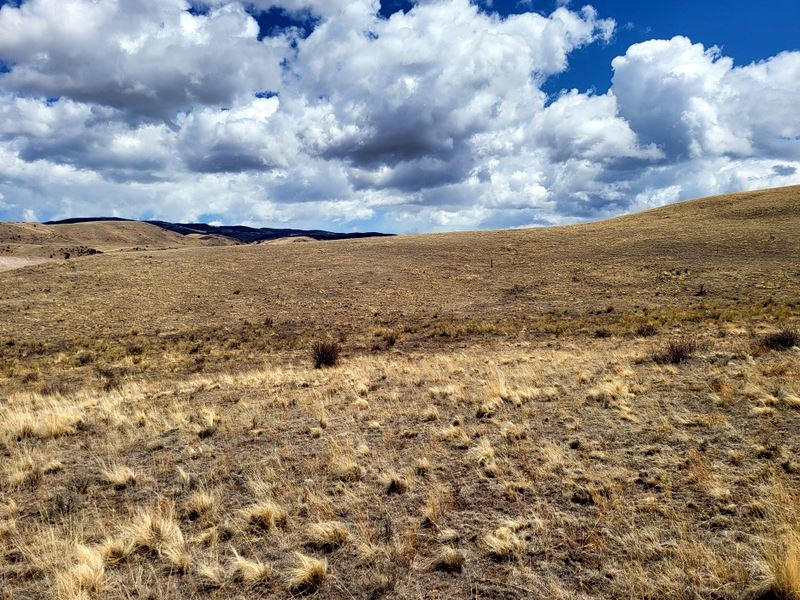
0,256 -> 51,273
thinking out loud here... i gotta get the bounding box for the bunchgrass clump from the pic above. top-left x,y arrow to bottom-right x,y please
287,552 -> 327,593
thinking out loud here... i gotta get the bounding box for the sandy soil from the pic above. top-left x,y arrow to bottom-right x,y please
0,256 -> 51,273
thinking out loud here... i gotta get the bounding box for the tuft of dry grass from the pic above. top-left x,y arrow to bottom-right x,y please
230,550 -> 274,586
54,544 -> 105,599
500,420 -> 526,441
97,538 -> 128,565
762,522 -> 800,599
421,405 -> 440,422
484,525 -> 525,561
287,552 -> 328,593
304,521 -> 350,551
432,546 -> 466,572
196,560 -> 226,588
101,463 -> 136,490
635,322 -> 659,337
123,504 -> 190,572
466,438 -> 500,477
381,470 -> 414,494
2,400 -> 85,442
185,490 -> 218,521
438,424 -> 471,448
330,456 -> 363,482
245,500 -> 288,531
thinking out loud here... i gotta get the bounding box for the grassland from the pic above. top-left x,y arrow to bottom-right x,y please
0,186 -> 799,599
0,220 -> 234,264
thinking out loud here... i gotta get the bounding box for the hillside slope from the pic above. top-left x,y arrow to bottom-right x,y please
1,185 -> 797,344
0,185 -> 798,600
0,219 -> 237,260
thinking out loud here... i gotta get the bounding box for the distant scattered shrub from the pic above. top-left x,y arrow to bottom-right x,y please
653,337 -> 698,364
636,323 -> 658,337
95,365 -> 125,391
76,351 -> 95,366
594,328 -> 611,339
759,327 -> 799,351
20,372 -> 39,384
126,343 -> 144,356
38,380 -> 72,396
312,340 -> 340,369
371,331 -> 397,352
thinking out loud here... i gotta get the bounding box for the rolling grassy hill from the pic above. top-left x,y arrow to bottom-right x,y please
0,216 -> 390,268
2,185 -> 797,348
0,219 -> 235,260
0,185 -> 798,599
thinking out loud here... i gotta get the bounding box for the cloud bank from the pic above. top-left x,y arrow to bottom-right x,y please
0,0 -> 798,231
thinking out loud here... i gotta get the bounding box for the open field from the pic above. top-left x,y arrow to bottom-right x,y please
1,186 -> 799,599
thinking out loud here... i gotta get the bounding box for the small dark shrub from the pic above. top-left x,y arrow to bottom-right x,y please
694,284 -> 708,297
759,328 -> 799,351
126,343 -> 144,356
39,380 -> 71,396
76,351 -> 94,366
594,328 -> 611,339
653,337 -> 698,364
312,340 -> 340,369
21,372 -> 39,384
636,323 -> 658,337
95,366 -> 125,391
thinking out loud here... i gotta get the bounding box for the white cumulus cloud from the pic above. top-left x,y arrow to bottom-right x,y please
0,1 -> 797,231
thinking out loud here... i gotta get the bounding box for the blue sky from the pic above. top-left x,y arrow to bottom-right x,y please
251,0 -> 800,94
534,0 -> 800,95
0,0 -> 798,232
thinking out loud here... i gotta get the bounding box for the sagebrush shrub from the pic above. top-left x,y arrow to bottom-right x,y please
760,328 -> 799,351
653,337 -> 698,364
635,323 -> 658,337
312,341 -> 340,369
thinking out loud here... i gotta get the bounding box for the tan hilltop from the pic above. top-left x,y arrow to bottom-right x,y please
0,185 -> 798,599
0,218 -> 236,266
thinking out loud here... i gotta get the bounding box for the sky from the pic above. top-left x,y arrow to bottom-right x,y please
0,0 -> 798,232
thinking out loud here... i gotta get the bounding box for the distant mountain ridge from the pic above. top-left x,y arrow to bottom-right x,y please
43,217 -> 392,243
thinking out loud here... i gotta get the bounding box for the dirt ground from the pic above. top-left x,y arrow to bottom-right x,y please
0,256 -> 51,273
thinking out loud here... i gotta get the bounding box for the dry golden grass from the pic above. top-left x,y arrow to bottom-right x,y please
304,521 -> 350,551
100,463 -> 136,490
230,549 -> 274,586
287,552 -> 328,593
764,527 -> 800,599
0,186 -> 798,598
244,500 -> 288,532
0,219 -> 234,260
